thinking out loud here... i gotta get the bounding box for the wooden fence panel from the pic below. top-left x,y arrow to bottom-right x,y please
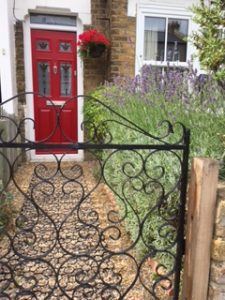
182,158 -> 219,300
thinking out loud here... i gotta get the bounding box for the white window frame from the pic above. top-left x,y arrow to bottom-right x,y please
135,4 -> 193,74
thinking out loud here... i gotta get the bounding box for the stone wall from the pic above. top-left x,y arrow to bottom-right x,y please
208,182 -> 225,299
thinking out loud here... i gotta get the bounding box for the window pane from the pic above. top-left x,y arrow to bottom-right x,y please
30,14 -> 76,27
60,63 -> 72,96
38,62 -> 50,96
144,17 -> 166,61
167,19 -> 188,62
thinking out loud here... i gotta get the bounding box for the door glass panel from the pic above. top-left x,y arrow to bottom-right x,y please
38,62 -> 50,96
30,14 -> 77,27
144,17 -> 166,61
36,40 -> 49,51
59,42 -> 71,52
60,63 -> 72,96
167,19 -> 188,62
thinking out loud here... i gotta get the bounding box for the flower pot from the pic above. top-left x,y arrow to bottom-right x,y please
89,44 -> 106,58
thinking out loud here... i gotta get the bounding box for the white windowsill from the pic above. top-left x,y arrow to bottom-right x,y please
142,61 -> 189,68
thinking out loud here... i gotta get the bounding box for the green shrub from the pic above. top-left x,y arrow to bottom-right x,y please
0,184 -> 14,232
84,65 -> 225,270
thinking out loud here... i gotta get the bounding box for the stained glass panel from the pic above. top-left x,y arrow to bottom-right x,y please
36,40 -> 49,51
59,42 -> 71,52
38,62 -> 50,96
60,63 -> 72,96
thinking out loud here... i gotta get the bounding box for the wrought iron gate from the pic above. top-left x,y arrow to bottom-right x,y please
0,94 -> 189,300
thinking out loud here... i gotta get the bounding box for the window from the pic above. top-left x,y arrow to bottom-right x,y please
30,14 -> 77,27
60,63 -> 72,96
38,62 -> 50,96
218,26 -> 225,39
144,16 -> 189,62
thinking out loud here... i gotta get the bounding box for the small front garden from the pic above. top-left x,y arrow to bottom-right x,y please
85,65 -> 225,169
84,64 -> 225,276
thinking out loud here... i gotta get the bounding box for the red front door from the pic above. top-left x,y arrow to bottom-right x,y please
31,29 -> 77,154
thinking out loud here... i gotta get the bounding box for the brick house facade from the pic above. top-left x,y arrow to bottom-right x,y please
81,0 -> 198,94
0,0 -> 199,161
13,0 -> 136,95
83,0 -> 136,93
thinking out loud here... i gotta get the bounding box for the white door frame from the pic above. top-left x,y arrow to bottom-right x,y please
23,14 -> 84,161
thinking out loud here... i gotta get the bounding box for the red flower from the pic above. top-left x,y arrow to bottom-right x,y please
78,29 -> 110,58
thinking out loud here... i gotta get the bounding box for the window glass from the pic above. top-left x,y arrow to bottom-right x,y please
38,62 -> 50,96
167,19 -> 188,62
144,16 -> 189,62
60,63 -> 72,96
144,17 -> 166,61
218,27 -> 225,39
36,40 -> 49,51
30,14 -> 76,27
59,42 -> 72,52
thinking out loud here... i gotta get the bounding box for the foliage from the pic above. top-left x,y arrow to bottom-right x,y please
191,0 -> 225,86
84,64 -> 225,269
86,64 -> 225,165
83,92 -> 110,159
78,29 -> 110,58
0,184 -> 14,232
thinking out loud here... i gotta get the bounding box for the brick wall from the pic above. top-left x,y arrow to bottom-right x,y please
15,21 -> 26,120
84,0 -> 136,94
14,1 -> 136,95
15,21 -> 25,98
208,182 -> 225,299
109,0 -> 136,79
83,0 -> 110,94
15,21 -> 26,160
14,2 -> 136,98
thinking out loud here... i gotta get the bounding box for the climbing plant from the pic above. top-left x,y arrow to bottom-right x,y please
191,0 -> 225,87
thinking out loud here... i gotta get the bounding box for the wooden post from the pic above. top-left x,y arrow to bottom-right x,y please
182,158 -> 219,300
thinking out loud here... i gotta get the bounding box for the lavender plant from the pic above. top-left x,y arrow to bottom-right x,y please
84,64 -> 225,270
99,64 -> 225,162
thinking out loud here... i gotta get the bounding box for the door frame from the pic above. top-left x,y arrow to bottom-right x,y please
23,14 -> 84,161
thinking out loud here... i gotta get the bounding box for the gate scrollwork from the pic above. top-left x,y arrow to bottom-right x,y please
0,93 -> 189,299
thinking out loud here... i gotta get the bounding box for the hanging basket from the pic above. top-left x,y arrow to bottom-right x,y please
78,29 -> 110,59
89,44 -> 106,58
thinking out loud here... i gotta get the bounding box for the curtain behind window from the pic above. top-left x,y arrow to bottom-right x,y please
144,30 -> 158,60
144,17 -> 166,61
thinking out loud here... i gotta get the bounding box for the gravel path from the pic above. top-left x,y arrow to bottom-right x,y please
0,161 -> 165,300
